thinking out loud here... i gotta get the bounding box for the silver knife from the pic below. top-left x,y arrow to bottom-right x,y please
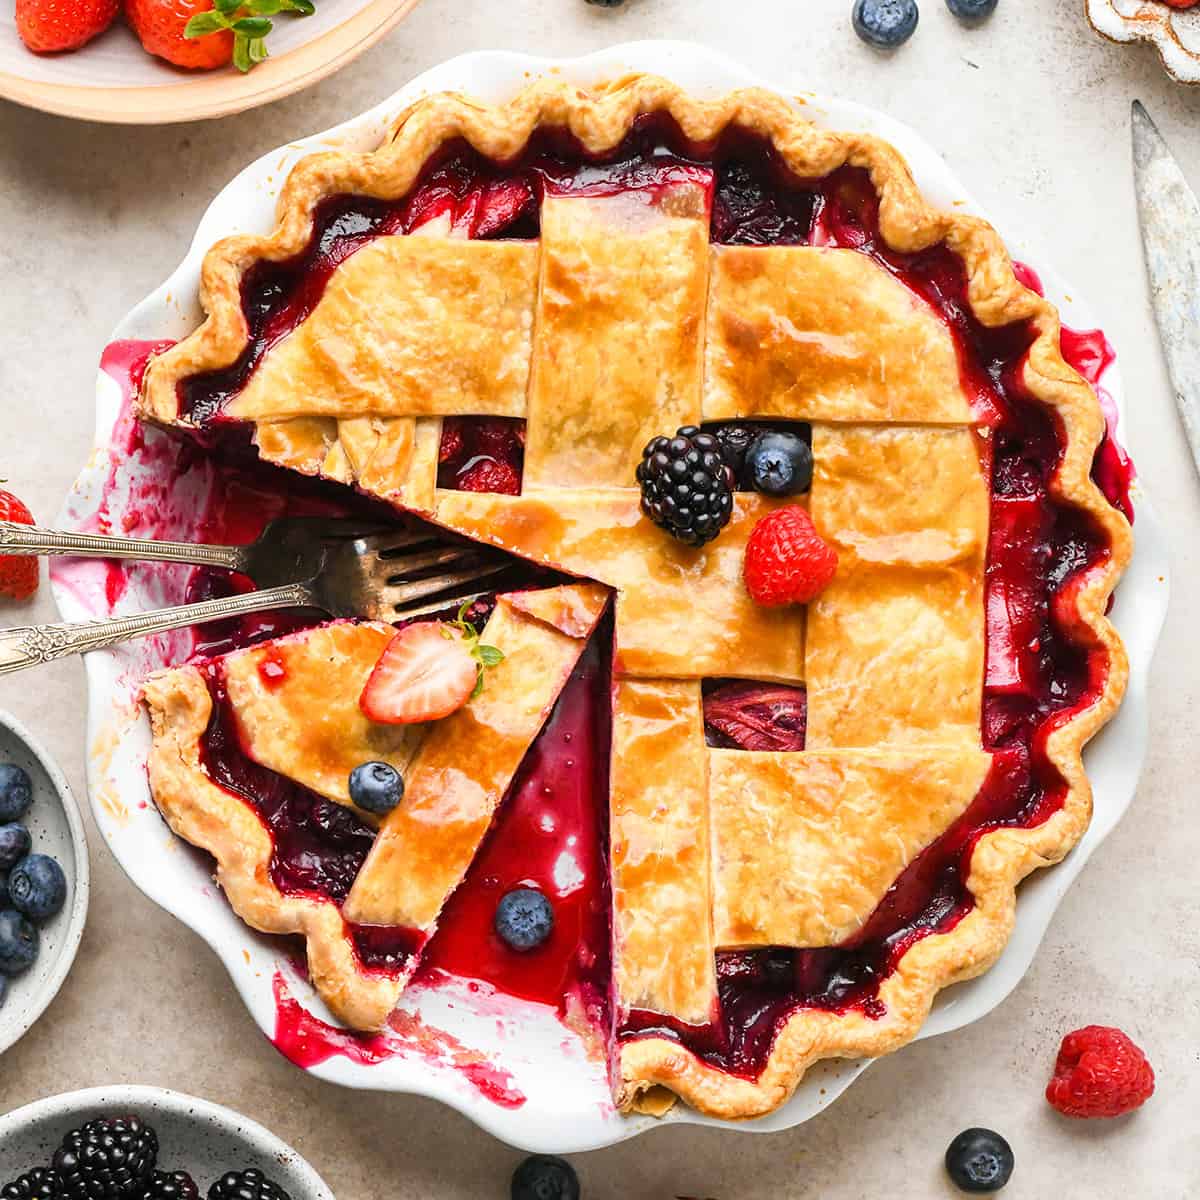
1132,100 -> 1200,478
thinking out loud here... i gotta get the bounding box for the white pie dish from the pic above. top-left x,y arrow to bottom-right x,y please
0,708 -> 89,1059
0,1086 -> 333,1197
50,40 -> 1169,1154
1086,0 -> 1200,84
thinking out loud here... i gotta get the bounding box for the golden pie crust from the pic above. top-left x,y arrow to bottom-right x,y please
135,76 -> 1132,1122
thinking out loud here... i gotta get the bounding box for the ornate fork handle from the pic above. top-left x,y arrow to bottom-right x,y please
0,521 -> 249,572
0,583 -> 315,676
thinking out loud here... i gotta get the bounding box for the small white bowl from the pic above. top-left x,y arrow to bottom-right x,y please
0,1087 -> 335,1198
0,709 -> 89,1057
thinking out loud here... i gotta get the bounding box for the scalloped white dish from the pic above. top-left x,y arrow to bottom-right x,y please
1086,0 -> 1200,84
52,41 -> 1169,1154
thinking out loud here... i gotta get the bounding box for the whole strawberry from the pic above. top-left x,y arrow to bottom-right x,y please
1046,1024 -> 1155,1118
128,0 -> 316,72
15,0 -> 118,52
0,487 -> 38,602
743,504 -> 837,606
125,0 -> 235,69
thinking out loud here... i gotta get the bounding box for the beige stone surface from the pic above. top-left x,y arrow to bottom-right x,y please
1,1 -> 1199,1194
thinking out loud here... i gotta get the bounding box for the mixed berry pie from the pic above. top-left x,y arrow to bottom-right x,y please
134,76 -> 1132,1120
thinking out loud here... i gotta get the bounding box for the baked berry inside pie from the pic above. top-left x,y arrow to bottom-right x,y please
135,76 -> 1131,1120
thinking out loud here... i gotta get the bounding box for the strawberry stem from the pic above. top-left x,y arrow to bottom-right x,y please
183,0 -> 314,72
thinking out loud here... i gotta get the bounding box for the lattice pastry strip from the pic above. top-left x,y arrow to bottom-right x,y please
710,747 -> 993,948
610,678 -> 717,1027
524,184 -> 711,488
433,488 -> 805,682
804,424 -> 989,749
704,245 -> 976,424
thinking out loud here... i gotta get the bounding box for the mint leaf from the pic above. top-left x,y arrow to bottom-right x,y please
184,10 -> 227,37
281,0 -> 316,14
474,644 -> 505,668
247,0 -> 283,13
232,15 -> 272,34
213,0 -> 241,14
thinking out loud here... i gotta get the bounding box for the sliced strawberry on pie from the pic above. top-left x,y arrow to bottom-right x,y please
360,622 -> 477,725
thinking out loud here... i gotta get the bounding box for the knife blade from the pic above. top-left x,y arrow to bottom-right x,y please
1132,100 -> 1200,479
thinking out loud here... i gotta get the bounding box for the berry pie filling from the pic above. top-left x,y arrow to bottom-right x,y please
152,118 -> 1129,1083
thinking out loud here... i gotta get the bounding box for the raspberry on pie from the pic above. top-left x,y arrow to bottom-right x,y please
133,77 -> 1131,1121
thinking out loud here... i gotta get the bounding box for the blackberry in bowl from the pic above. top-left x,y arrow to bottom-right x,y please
0,1090 -> 331,1200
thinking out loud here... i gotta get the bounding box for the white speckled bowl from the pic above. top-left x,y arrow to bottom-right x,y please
0,709 -> 89,1057
0,1087 -> 334,1198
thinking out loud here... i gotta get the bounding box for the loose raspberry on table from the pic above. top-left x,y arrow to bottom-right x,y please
743,505 -> 837,607
1045,1025 -> 1155,1119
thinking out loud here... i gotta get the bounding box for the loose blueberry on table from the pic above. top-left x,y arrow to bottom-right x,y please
852,0 -> 920,47
945,0 -> 998,19
944,1128 -> 1014,1193
511,1156 -> 580,1200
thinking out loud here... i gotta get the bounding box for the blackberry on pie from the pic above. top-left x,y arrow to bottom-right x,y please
636,425 -> 735,546
132,77 -> 1131,1121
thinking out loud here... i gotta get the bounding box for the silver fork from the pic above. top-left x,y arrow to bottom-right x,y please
0,517 -> 510,676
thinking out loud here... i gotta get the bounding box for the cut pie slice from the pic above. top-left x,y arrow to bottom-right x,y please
343,584 -> 609,968
142,583 -> 609,1031
133,75 -> 1132,1123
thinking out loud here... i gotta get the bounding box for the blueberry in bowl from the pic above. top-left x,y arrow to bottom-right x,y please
0,710 -> 88,1054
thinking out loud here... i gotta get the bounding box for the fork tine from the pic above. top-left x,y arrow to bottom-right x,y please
394,587 -> 498,621
385,560 -> 512,609
378,544 -> 495,578
354,529 -> 442,555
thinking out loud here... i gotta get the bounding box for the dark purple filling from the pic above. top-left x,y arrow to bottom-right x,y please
199,667 -> 375,903
703,680 -> 807,751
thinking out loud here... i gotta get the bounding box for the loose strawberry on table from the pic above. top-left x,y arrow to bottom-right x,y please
0,487 -> 38,603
